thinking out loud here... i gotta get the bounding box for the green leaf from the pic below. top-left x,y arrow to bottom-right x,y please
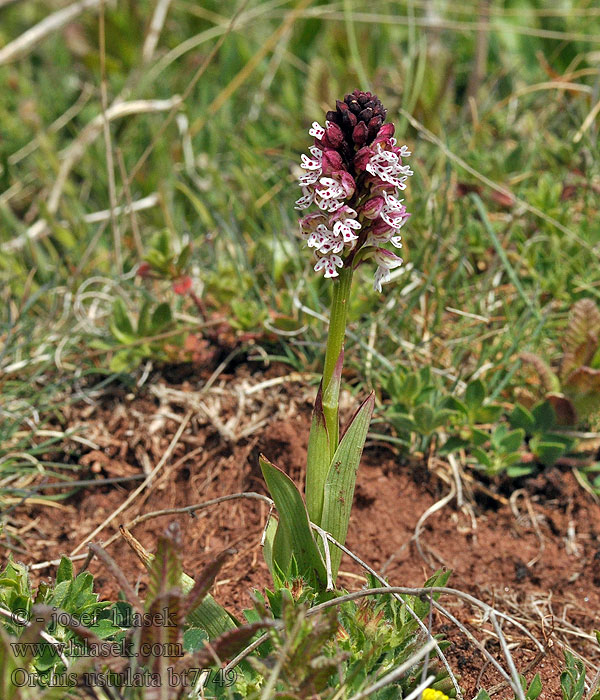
440,395 -> 468,415
260,455 -> 326,587
177,243 -> 192,272
474,404 -> 503,423
321,392 -> 374,580
89,617 -> 121,639
137,299 -> 152,337
439,435 -> 469,454
388,411 -> 416,433
272,519 -> 292,581
465,379 -> 485,409
471,427 -> 490,446
150,302 -> 172,333
154,230 -> 172,257
531,439 -> 568,467
413,404 -> 435,434
55,557 -> 73,585
472,691 -> 491,700
526,673 -> 542,699
183,627 -> 208,653
506,464 -> 535,478
261,516 -> 280,577
471,447 -> 492,469
403,372 -> 420,402
144,249 -> 169,274
532,400 -> 556,431
305,382 -> 330,527
498,428 -> 525,453
182,576 -> 238,639
509,404 -> 535,432
110,298 -> 135,344
109,349 -> 140,373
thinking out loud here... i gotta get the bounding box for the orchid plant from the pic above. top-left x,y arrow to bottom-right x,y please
260,91 -> 413,590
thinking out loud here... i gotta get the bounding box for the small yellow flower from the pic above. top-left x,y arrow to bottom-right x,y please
421,689 -> 449,700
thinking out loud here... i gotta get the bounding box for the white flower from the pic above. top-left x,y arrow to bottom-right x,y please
295,188 -> 315,210
333,218 -> 360,244
308,121 -> 325,139
366,144 -> 413,190
372,248 -> 403,292
314,254 -> 343,278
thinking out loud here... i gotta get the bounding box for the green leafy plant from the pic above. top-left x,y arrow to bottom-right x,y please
0,556 -> 122,683
0,525 -> 269,699
138,230 -> 193,296
382,365 -> 459,450
508,400 -> 575,472
98,296 -> 174,372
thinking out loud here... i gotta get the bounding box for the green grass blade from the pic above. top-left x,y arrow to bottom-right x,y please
470,193 -> 540,320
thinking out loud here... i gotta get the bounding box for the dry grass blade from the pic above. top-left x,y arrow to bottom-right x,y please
0,0 -> 110,65
143,0 -> 174,63
3,98 -> 182,252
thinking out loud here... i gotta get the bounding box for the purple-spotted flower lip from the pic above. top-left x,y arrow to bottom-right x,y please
295,90 -> 412,291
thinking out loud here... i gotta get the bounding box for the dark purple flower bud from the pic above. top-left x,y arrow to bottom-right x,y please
321,149 -> 344,174
336,100 -> 349,115
326,110 -> 340,124
346,111 -> 357,128
378,122 -> 395,139
354,146 -> 373,171
352,121 -> 369,145
367,116 -> 383,140
347,98 -> 361,114
324,122 -> 344,148
358,107 -> 373,123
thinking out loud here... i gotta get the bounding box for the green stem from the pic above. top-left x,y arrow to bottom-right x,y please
322,266 -> 353,456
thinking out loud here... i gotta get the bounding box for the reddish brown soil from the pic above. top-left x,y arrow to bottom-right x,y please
3,362 -> 600,698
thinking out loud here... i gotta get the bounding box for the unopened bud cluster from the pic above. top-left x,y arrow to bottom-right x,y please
296,90 -> 412,291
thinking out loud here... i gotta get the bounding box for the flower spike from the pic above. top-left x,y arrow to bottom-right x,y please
296,89 -> 412,290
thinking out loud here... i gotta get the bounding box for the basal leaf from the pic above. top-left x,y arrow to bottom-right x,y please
321,392 -> 374,580
260,455 -> 326,587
